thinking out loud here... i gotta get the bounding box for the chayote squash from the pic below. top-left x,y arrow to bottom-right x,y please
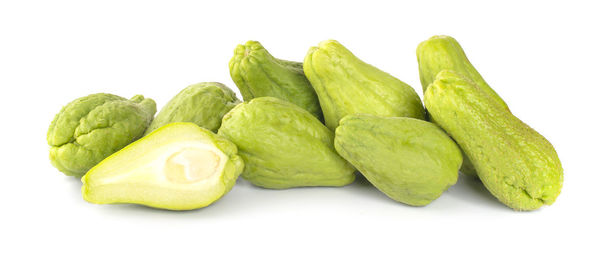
229,41 -> 323,120
48,93 -> 156,177
334,114 -> 461,206
218,97 -> 355,189
82,122 -> 244,210
304,39 -> 425,130
424,70 -> 563,210
144,82 -> 240,135
417,35 -> 509,176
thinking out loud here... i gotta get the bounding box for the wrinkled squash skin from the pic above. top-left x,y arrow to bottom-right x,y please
218,97 -> 355,189
230,41 -> 323,120
48,93 -> 156,177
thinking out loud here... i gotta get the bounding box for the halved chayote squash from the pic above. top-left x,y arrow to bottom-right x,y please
82,122 -> 244,210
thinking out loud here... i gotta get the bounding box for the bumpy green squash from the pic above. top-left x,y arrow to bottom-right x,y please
229,41 -> 322,119
145,82 -> 239,135
48,93 -> 156,177
335,114 -> 461,206
424,70 -> 563,210
218,97 -> 355,189
417,35 -> 510,176
304,40 -> 425,130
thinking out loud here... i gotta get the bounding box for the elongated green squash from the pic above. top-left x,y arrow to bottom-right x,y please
229,41 -> 323,119
417,35 -> 510,176
424,70 -> 563,210
304,40 -> 425,130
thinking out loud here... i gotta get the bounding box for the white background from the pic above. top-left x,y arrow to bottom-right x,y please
1,0 -> 598,256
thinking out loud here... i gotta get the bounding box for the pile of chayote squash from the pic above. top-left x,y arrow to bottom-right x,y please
47,36 -> 563,211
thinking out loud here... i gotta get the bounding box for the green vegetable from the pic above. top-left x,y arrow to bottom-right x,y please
145,82 -> 240,135
47,93 -> 156,177
417,35 -> 510,176
229,41 -> 323,119
335,114 -> 461,206
218,97 -> 355,189
424,70 -> 563,210
304,39 -> 425,130
82,122 -> 244,210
